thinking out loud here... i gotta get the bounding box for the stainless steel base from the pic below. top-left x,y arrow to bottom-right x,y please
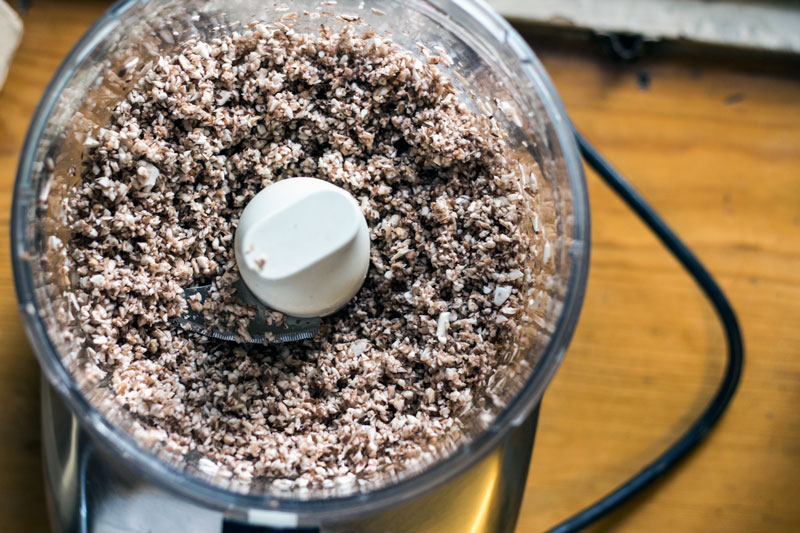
42,377 -> 538,533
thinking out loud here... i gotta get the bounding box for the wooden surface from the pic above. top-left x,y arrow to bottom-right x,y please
1,2 -> 799,532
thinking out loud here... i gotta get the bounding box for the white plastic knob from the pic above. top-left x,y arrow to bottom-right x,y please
234,177 -> 370,318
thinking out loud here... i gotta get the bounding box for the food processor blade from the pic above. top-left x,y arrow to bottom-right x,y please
173,279 -> 321,344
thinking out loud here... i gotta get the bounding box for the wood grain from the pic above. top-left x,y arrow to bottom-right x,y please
0,2 -> 798,532
517,35 -> 800,533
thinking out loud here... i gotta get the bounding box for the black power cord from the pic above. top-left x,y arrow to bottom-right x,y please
546,128 -> 745,533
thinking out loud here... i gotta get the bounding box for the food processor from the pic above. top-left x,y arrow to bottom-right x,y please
12,0 -> 591,531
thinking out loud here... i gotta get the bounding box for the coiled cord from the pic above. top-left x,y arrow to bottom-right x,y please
546,127 -> 745,533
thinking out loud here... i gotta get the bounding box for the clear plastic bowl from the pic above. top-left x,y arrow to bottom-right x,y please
11,0 -> 589,524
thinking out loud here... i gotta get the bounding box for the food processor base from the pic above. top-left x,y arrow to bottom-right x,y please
41,377 -> 539,533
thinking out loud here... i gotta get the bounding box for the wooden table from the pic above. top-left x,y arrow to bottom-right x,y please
1,2 -> 798,531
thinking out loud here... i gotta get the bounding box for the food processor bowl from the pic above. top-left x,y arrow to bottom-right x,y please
12,0 -> 589,529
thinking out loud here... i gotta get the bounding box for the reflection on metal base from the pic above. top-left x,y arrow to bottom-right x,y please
42,377 -> 538,533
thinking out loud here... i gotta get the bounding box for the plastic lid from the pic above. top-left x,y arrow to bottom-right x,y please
234,177 -> 370,317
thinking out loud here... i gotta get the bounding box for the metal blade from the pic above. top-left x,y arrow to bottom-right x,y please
173,282 -> 320,344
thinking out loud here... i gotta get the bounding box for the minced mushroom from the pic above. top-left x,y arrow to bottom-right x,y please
58,21 -> 535,491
